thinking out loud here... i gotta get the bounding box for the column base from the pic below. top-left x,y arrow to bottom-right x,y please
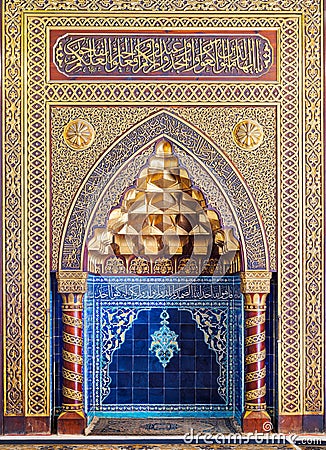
278,414 -> 324,433
57,411 -> 86,435
242,410 -> 273,433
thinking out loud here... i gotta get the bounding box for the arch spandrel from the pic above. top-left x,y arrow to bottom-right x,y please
60,110 -> 270,271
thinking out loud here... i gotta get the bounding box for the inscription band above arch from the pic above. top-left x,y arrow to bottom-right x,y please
59,110 -> 269,271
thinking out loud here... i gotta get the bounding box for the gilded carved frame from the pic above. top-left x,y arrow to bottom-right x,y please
59,110 -> 270,272
1,0 -> 324,427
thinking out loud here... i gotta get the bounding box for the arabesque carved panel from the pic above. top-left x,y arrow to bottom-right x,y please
51,105 -> 276,272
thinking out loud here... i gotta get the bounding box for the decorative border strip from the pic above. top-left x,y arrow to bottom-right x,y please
245,385 -> 267,401
62,386 -> 83,401
62,349 -> 83,365
62,368 -> 83,383
62,314 -> 83,328
245,332 -> 266,346
245,367 -> 266,383
245,349 -> 266,365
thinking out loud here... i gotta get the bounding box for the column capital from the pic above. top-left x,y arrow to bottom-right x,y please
57,271 -> 88,294
240,271 -> 272,294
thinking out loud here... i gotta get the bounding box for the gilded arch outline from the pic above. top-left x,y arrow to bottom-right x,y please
59,110 -> 270,271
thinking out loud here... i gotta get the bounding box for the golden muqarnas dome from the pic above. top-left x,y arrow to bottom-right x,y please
87,138 -> 239,276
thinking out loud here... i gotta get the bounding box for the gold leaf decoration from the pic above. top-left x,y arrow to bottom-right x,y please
63,119 -> 95,150
233,119 -> 264,150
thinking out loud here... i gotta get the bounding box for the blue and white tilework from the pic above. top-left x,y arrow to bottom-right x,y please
84,275 -> 243,420
149,309 -> 180,368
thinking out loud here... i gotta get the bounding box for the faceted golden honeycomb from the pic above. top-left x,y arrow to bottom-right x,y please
98,138 -> 239,275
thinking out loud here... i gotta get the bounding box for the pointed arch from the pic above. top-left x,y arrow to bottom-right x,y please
59,110 -> 270,271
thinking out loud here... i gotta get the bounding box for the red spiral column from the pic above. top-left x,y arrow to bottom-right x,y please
241,271 -> 272,433
57,271 -> 88,435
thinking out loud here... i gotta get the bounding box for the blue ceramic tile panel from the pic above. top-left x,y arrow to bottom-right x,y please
165,372 -> 179,387
149,373 -> 163,387
118,388 -> 132,404
149,388 -> 164,403
101,307 -> 229,407
84,275 -> 246,417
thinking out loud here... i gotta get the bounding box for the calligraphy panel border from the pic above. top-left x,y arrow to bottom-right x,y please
48,27 -> 279,82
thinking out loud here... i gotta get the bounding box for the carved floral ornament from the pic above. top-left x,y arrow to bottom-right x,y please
233,119 -> 264,150
240,271 -> 272,294
57,271 -> 88,293
63,119 -> 95,150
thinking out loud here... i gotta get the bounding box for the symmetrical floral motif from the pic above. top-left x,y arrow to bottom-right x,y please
63,119 -> 95,150
150,310 -> 180,368
232,119 -> 264,150
177,257 -> 199,274
202,258 -> 219,276
101,308 -> 139,397
186,308 -> 229,400
153,258 -> 174,275
104,257 -> 126,274
129,258 -> 150,274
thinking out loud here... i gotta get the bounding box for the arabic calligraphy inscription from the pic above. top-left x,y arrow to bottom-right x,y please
52,32 -> 276,80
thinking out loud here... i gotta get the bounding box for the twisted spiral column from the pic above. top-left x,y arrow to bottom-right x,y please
241,271 -> 272,433
57,271 -> 88,435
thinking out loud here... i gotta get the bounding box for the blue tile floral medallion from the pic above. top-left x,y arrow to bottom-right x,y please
149,309 -> 180,368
